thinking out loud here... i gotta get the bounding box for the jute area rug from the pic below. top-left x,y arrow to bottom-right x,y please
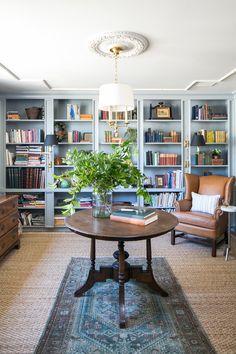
0,232 -> 236,353
35,257 -> 216,354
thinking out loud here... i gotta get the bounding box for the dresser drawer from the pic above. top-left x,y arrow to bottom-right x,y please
0,226 -> 19,257
0,197 -> 18,221
0,212 -> 19,238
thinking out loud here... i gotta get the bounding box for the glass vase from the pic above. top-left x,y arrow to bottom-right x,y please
92,192 -> 112,218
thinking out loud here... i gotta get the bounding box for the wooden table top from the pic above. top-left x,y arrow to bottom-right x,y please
65,209 -> 178,241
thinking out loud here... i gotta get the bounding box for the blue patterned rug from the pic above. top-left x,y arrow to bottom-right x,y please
35,257 -> 216,354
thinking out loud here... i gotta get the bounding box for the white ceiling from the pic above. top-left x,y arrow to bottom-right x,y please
0,0 -> 236,94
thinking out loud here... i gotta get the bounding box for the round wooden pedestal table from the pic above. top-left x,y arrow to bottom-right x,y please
221,205 -> 236,261
65,209 -> 178,328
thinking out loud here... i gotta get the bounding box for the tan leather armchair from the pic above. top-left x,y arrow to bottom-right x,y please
171,173 -> 235,257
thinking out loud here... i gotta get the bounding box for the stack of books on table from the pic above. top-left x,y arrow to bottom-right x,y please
110,208 -> 158,226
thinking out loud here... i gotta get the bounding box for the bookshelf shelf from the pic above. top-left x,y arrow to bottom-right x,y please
144,165 -> 182,168
54,119 -> 93,122
18,206 -> 45,210
191,120 -> 227,123
145,142 -> 181,145
192,165 -> 228,168
5,189 -> 46,192
6,165 -> 45,168
6,119 -> 44,122
58,142 -> 93,145
144,119 -> 182,122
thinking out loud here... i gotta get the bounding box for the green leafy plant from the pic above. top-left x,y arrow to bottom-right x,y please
52,141 -> 150,215
211,148 -> 222,157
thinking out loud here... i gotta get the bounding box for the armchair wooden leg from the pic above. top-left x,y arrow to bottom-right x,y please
212,240 -> 216,257
171,230 -> 175,245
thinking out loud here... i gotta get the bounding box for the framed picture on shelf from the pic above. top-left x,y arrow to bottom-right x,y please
82,132 -> 93,142
155,175 -> 164,188
67,104 -> 80,120
156,106 -> 171,119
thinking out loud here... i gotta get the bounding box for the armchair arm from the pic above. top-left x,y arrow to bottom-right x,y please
174,199 -> 192,212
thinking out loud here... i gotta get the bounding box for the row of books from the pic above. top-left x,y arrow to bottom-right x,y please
192,153 -> 225,165
18,194 -> 45,208
144,129 -> 181,143
149,192 -> 183,208
162,170 -> 183,189
100,110 -> 136,121
110,208 -> 158,226
6,129 -> 44,143
198,129 -> 227,143
104,130 -> 113,142
192,104 -> 227,120
19,211 -> 45,226
6,168 -> 45,188
67,131 -> 93,143
146,151 -> 179,166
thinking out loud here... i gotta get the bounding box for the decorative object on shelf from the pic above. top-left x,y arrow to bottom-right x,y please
149,102 -> 172,120
52,141 -> 150,218
90,31 -> 148,137
54,122 -> 66,142
211,148 -> 222,159
60,180 -> 71,189
211,148 -> 223,165
54,156 -> 63,165
155,175 -> 164,188
25,107 -> 42,120
191,132 -> 205,154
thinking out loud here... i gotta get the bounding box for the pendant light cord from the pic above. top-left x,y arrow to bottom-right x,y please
114,53 -> 118,84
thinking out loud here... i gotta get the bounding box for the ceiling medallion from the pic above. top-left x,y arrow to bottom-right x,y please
89,31 -> 149,58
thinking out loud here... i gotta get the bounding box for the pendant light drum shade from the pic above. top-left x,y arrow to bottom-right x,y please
98,83 -> 134,112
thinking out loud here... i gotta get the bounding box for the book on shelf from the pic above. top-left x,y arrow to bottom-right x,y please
54,215 -> 65,226
18,194 -> 45,208
6,111 -> 21,120
67,104 -> 80,120
104,131 -> 113,143
80,114 -> 93,120
110,211 -> 158,226
6,149 -> 15,166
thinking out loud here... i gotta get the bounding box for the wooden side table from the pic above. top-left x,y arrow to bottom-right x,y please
221,205 -> 236,261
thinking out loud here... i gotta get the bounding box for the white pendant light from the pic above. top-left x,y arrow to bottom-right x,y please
98,45 -> 134,114
90,31 -> 148,133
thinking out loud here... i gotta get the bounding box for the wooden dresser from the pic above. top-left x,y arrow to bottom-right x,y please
0,195 -> 19,259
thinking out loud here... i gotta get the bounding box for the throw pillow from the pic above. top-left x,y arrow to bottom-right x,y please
191,192 -> 220,215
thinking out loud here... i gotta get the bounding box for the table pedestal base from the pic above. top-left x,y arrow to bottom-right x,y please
74,239 -> 168,328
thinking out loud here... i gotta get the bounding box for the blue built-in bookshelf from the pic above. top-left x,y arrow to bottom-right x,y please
0,95 -> 233,229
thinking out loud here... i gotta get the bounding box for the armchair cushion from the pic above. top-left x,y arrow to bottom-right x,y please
191,192 -> 220,215
174,211 -> 217,230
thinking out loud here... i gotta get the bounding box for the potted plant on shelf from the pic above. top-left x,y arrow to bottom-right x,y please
52,141 -> 150,218
211,148 -> 222,159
